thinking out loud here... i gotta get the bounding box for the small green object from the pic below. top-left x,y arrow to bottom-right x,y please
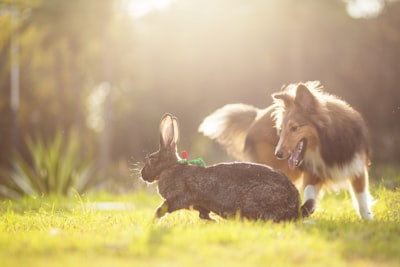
178,157 -> 206,167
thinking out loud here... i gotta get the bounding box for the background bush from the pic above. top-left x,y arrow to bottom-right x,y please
0,131 -> 96,198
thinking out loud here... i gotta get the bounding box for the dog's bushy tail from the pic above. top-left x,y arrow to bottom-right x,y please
300,199 -> 315,218
198,104 -> 260,160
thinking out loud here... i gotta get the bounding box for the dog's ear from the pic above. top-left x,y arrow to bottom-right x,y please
272,92 -> 293,107
295,84 -> 318,113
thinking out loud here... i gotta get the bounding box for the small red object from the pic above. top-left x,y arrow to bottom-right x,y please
181,150 -> 188,160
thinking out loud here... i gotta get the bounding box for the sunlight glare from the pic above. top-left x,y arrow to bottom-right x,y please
346,0 -> 384,18
122,0 -> 176,19
86,83 -> 110,133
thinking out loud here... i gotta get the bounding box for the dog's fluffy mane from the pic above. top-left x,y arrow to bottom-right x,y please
272,81 -> 336,128
272,81 -> 370,168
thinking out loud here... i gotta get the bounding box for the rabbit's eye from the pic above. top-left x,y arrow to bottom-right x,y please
148,154 -> 158,162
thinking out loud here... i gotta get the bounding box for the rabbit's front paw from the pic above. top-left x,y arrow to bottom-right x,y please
155,201 -> 169,218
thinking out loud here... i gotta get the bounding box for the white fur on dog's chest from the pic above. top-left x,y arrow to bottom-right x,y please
304,149 -> 365,182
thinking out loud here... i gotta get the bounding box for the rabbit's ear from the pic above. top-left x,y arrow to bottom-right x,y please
159,113 -> 176,150
172,117 -> 179,144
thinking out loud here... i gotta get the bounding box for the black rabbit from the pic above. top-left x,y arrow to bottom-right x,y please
141,113 -> 310,222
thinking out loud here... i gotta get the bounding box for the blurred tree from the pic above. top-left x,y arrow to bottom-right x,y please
0,1 -> 115,187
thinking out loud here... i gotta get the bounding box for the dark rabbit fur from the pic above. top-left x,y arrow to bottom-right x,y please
141,114 -> 308,222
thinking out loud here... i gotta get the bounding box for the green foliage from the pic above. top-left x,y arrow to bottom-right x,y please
0,132 -> 95,198
0,186 -> 399,267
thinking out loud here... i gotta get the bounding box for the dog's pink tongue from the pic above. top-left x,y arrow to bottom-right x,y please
288,144 -> 301,170
288,156 -> 296,170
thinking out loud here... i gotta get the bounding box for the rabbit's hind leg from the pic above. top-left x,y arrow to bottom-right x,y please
193,205 -> 214,221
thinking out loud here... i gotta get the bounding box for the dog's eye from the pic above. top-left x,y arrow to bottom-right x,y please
290,125 -> 298,132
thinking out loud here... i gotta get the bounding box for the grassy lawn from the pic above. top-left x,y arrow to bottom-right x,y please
0,185 -> 399,267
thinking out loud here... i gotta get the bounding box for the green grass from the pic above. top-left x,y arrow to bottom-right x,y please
0,186 -> 399,267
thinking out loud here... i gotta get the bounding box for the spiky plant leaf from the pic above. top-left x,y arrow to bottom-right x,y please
1,131 -> 96,198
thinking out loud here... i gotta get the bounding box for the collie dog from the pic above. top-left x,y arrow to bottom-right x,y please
199,81 -> 373,220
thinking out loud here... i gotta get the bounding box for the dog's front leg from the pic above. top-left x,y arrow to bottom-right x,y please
350,168 -> 373,220
302,173 -> 321,216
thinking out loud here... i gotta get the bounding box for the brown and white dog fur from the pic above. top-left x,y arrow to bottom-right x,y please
199,81 -> 373,220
